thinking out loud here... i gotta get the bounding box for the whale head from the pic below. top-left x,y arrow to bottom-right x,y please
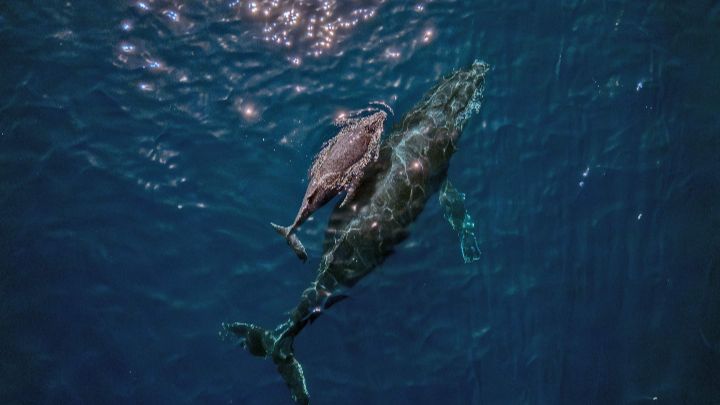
362,110 -> 387,134
398,60 -> 488,140
431,60 -> 489,130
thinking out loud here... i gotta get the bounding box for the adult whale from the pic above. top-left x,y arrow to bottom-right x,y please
222,60 -> 489,404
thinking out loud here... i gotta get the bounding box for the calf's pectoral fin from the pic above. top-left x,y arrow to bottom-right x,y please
339,174 -> 365,208
438,180 -> 481,263
339,186 -> 356,208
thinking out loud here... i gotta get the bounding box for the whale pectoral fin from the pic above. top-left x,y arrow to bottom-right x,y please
339,148 -> 376,208
339,185 -> 357,208
439,180 -> 481,263
339,172 -> 365,208
459,227 -> 482,263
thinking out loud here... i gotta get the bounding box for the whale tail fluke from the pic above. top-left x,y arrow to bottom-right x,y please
275,355 -> 309,405
271,223 -> 309,263
221,322 -> 309,405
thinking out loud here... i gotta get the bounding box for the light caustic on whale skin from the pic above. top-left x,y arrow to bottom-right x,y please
222,60 -> 489,405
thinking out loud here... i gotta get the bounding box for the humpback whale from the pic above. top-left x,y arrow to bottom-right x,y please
271,109 -> 388,262
222,60 -> 489,404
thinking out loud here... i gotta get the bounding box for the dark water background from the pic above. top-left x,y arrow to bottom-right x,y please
1,0 -> 719,404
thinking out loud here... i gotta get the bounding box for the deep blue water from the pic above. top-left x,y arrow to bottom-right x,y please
1,0 -> 719,404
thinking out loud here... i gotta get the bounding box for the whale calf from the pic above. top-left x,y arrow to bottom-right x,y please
271,109 -> 387,262
222,60 -> 489,404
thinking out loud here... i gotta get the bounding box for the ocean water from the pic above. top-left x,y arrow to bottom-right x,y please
1,0 -> 719,404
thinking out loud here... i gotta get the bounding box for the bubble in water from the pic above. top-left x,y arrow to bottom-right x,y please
422,29 -> 434,43
146,59 -> 164,71
119,42 -> 136,53
163,9 -> 180,22
235,98 -> 260,122
135,1 -> 150,12
120,19 -> 134,31
138,82 -> 155,92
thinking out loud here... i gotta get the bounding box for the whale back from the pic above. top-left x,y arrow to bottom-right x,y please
320,61 -> 489,287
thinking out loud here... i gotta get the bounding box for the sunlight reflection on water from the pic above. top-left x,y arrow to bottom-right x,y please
113,0 -> 435,137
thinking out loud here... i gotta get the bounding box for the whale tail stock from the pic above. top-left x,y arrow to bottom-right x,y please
271,222 -> 309,263
222,279 -> 345,404
221,322 -> 309,405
